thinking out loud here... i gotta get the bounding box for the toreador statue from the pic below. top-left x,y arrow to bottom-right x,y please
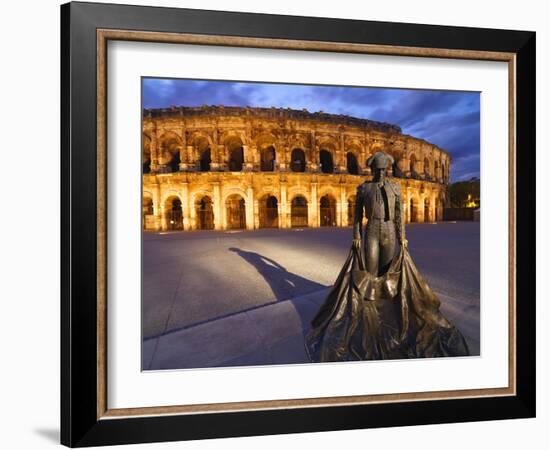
306,151 -> 470,362
353,152 -> 406,277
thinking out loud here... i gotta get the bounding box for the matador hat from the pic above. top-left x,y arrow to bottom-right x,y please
366,151 -> 395,169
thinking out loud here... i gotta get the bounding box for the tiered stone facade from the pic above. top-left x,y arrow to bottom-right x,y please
142,106 -> 451,231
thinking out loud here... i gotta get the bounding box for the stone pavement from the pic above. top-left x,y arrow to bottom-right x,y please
143,223 -> 480,370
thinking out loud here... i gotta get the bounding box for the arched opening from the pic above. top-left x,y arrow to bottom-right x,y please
142,197 -> 154,229
319,150 -> 334,173
424,198 -> 431,222
143,135 -> 151,174
225,194 -> 246,229
410,198 -> 417,223
424,157 -> 431,179
259,195 -> 279,228
346,152 -> 359,175
442,162 -> 447,182
320,194 -> 336,227
158,132 -> 182,173
143,156 -> 151,174
195,196 -> 214,230
260,146 -> 276,172
290,149 -> 306,172
199,148 -> 211,172
347,196 -> 356,226
392,160 -> 405,178
228,147 -> 244,172
435,199 -> 440,222
291,196 -> 308,227
169,151 -> 181,173
165,197 -> 183,230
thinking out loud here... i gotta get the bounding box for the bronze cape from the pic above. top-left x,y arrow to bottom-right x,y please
305,245 -> 470,361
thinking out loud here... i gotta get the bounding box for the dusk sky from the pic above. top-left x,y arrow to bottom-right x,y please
143,78 -> 480,182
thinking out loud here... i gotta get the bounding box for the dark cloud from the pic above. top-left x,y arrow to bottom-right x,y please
143,78 -> 480,181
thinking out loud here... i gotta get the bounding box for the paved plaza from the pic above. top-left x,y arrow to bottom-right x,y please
143,222 -> 480,370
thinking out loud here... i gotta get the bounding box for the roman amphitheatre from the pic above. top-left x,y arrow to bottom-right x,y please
142,105 -> 451,231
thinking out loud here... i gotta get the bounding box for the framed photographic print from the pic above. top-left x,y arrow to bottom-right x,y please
60,1 -> 536,447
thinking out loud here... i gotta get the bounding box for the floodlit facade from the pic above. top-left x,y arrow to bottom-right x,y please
142,106 -> 451,231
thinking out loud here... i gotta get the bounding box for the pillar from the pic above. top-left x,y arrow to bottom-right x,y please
418,196 -> 425,223
246,186 -> 255,230
336,200 -> 342,227
213,182 -> 222,230
243,145 -> 253,171
254,198 -> 260,229
309,182 -> 318,227
280,182 -> 289,228
181,183 -> 190,230
153,184 -> 161,230
160,202 -> 167,231
405,188 -> 411,224
340,187 -> 347,226
189,194 -> 197,230
150,129 -> 159,173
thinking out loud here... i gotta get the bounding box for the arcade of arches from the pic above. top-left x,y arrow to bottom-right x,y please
142,106 -> 450,231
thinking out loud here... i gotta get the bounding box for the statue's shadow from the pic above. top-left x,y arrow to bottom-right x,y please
228,247 -> 327,336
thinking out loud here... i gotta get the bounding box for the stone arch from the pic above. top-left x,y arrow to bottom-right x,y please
225,193 -> 246,230
142,192 -> 154,230
199,147 -> 211,172
346,152 -> 359,175
290,195 -> 308,227
409,196 -> 418,223
194,195 -> 214,230
288,188 -> 311,204
158,131 -> 183,171
256,187 -> 280,203
188,133 -> 211,171
424,196 -> 431,222
164,194 -> 183,230
221,130 -> 247,147
290,148 -> 306,172
318,186 -> 339,200
319,194 -> 337,227
288,133 -> 310,152
434,159 -> 441,180
345,142 -> 363,172
225,135 -> 244,172
260,146 -> 276,171
319,149 -> 334,173
317,135 -> 338,150
143,134 -> 152,174
259,194 -> 279,228
189,131 -> 213,148
424,156 -> 432,178
254,131 -> 278,149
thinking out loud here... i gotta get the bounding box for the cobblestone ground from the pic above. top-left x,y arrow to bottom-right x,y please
143,222 -> 480,370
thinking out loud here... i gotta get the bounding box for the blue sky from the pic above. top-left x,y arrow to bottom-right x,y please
143,78 -> 480,181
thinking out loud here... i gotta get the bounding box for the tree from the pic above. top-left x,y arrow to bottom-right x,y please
450,177 -> 480,208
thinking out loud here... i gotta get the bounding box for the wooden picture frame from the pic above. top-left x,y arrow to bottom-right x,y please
61,1 -> 535,446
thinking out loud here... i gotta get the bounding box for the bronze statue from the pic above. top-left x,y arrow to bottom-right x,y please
306,151 -> 470,362
353,152 -> 405,277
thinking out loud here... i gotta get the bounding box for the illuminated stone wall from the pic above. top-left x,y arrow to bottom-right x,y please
142,106 -> 450,231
